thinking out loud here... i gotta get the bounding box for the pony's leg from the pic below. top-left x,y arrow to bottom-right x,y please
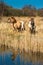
18,24 -> 21,31
32,26 -> 36,34
30,28 -> 32,34
23,25 -> 25,30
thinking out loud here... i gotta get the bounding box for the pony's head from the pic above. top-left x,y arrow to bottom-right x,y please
8,16 -> 17,23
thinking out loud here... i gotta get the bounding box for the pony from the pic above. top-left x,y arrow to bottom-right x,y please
28,18 -> 36,34
8,16 -> 21,31
8,16 -> 25,31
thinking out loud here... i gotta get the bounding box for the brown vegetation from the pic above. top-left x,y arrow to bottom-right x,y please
0,17 -> 43,53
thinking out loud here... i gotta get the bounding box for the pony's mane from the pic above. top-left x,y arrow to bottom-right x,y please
11,16 -> 17,23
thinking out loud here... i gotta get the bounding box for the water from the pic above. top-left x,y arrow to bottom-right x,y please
0,46 -> 43,65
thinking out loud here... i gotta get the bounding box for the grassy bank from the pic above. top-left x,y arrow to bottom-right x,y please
0,17 -> 43,53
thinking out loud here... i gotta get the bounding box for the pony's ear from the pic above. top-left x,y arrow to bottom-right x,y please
11,16 -> 14,19
31,18 -> 34,21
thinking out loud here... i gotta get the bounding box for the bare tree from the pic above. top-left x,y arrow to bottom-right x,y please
0,0 -> 4,16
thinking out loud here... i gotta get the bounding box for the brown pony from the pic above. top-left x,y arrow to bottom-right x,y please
8,16 -> 17,28
8,16 -> 21,31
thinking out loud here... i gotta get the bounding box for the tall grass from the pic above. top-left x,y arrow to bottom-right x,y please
0,17 -> 43,53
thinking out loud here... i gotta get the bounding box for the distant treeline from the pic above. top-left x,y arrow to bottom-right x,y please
0,2 -> 43,17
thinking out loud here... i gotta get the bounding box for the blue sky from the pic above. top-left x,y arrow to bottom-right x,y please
4,0 -> 43,9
